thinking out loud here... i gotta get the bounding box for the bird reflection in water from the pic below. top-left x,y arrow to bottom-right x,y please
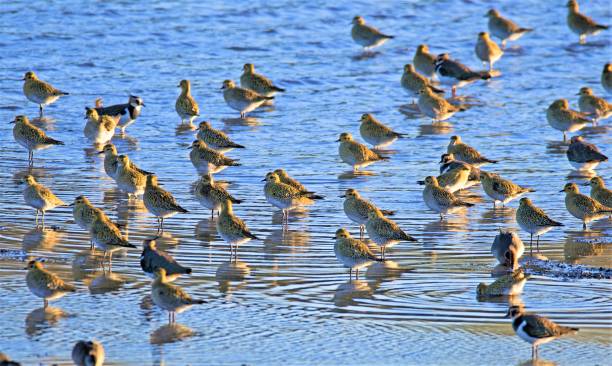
417,122 -> 453,136
25,306 -> 69,336
22,227 -> 64,251
263,229 -> 310,258
221,116 -> 261,128
365,260 -> 412,289
333,279 -> 374,307
216,260 -> 251,294
337,170 -> 376,180
150,323 -> 195,345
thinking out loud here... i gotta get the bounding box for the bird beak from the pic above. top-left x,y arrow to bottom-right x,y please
558,189 -> 564,192
438,158 -> 444,163
68,202 -> 75,206
335,139 -> 340,142
9,120 -> 15,124
177,84 -> 180,87
575,92 -> 581,95
187,146 -> 193,150
141,103 -> 146,107
261,178 -> 266,182
503,311 -> 511,318
416,180 -> 425,185
582,182 -> 590,186
84,116 -> 88,119
96,150 -> 105,154
22,77 -> 26,80
339,195 -> 346,198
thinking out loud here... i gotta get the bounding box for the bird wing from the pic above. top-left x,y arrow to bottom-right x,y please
37,184 -> 65,206
96,103 -> 128,117
523,314 -> 568,338
348,141 -> 383,162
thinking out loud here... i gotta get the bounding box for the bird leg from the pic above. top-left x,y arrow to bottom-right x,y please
240,112 -> 245,119
39,104 -> 43,118
451,86 -> 457,98
41,210 -> 46,229
536,236 -> 540,252
35,210 -> 39,227
355,269 -> 359,279
349,268 -> 352,279
211,209 -> 214,219
582,222 -> 587,231
160,218 -> 165,233
44,299 -> 48,309
529,234 -> 533,256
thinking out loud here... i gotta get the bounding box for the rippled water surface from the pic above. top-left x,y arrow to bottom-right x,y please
0,1 -> 611,365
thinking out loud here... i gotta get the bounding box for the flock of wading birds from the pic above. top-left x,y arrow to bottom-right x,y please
3,2 -> 612,365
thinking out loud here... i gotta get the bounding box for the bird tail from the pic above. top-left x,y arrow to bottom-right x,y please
395,132 -> 409,138
244,230 -> 259,240
518,27 -> 534,33
231,198 -> 243,204
522,187 -> 536,193
484,158 -> 498,164
230,142 -> 246,149
384,34 -> 395,39
272,86 -> 285,92
184,267 -> 193,275
228,161 -> 241,166
380,209 -> 395,216
550,220 -> 564,227
307,194 -> 324,200
561,326 -> 579,335
429,85 -> 445,94
265,96 -> 275,100
401,232 -> 418,242
177,205 -> 189,213
377,154 -> 390,161
46,137 -> 64,145
596,25 -> 608,30
58,91 -> 69,96
191,299 -> 207,305
457,201 -> 474,207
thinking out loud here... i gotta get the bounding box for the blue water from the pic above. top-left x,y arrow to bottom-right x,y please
0,1 -> 610,365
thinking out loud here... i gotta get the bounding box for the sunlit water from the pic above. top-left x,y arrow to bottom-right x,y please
0,1 -> 611,365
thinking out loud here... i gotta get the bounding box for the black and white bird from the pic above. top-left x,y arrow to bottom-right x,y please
439,153 -> 481,188
95,95 -> 145,134
505,305 -> 578,359
434,53 -> 490,97
140,238 -> 192,282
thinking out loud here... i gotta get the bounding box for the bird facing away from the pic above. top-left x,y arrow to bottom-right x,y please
71,195 -> 106,249
546,99 -> 590,141
175,79 -> 200,125
21,175 -> 65,227
401,64 -> 444,101
337,132 -> 389,171
475,31 -> 503,71
566,0 -> 608,44
240,63 -> 285,97
98,143 -> 151,181
485,9 -> 533,48
341,188 -> 395,237
420,175 -> 474,220
439,153 -> 481,188
22,71 -> 68,117
263,172 -> 323,223
586,177 -> 612,209
194,173 -> 242,218
140,238 -> 192,282
577,87 -> 611,122
72,340 -> 105,366
334,228 -> 381,279
561,183 -> 612,230
222,79 -> 273,118
350,16 -> 394,50
95,94 -> 144,134
417,88 -> 465,122
197,121 -> 245,153
447,135 -> 497,167
480,171 -> 535,207
151,268 -> 206,324
602,63 -> 612,94
359,113 -> 408,148
188,139 -> 241,175
491,230 -> 524,270
566,135 -> 608,171
25,260 -> 76,308
505,305 -> 578,359
413,44 -> 437,79
434,53 -> 491,97
83,107 -> 119,145
365,210 -> 417,259
115,154 -> 147,198
143,175 -> 189,233
11,115 -> 64,165
216,200 -> 259,257
516,197 -> 563,254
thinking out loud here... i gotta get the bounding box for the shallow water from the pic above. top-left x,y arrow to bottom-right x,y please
0,0 -> 611,365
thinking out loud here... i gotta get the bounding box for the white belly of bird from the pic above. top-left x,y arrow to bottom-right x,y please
117,180 -> 144,195
197,195 -> 220,211
28,282 -> 65,300
28,94 -> 60,106
366,229 -> 399,248
569,160 -> 600,171
144,203 -> 179,219
345,209 -> 367,225
266,195 -> 292,210
217,230 -> 252,246
362,134 -> 396,148
228,98 -> 262,114
84,123 -> 114,144
334,251 -> 374,271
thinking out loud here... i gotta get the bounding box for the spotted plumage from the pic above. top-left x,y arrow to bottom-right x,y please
491,230 -> 525,270
195,174 -> 242,217
151,268 -> 205,324
72,340 -> 104,366
577,87 -> 611,122
274,169 -> 316,195
115,155 -> 147,197
421,175 -> 473,219
562,183 -> 612,230
98,144 -> 150,181
417,87 -> 465,122
341,188 -> 394,236
21,175 -> 65,227
263,172 -> 323,221
337,132 -> 388,171
477,268 -> 527,297
25,260 -> 76,308
413,44 -> 437,79
222,79 -> 273,118
587,177 -> 612,208
401,64 -> 444,100
566,135 -> 608,171
144,175 -> 188,232
84,107 -> 119,145
434,53 -> 490,96
334,228 -> 380,277
365,210 -> 417,258
602,63 -> 612,94
22,71 -> 68,117
197,121 -> 245,153
189,140 -> 240,175
240,63 -> 285,97
90,210 -> 135,266
547,99 -> 590,141
439,153 -> 480,188
480,171 -> 534,207
216,200 -> 258,256
359,113 -> 407,148
447,135 -> 497,167
175,79 -> 200,124
485,9 -> 533,48
11,115 -> 64,164
350,16 -> 394,50
516,197 -> 563,253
